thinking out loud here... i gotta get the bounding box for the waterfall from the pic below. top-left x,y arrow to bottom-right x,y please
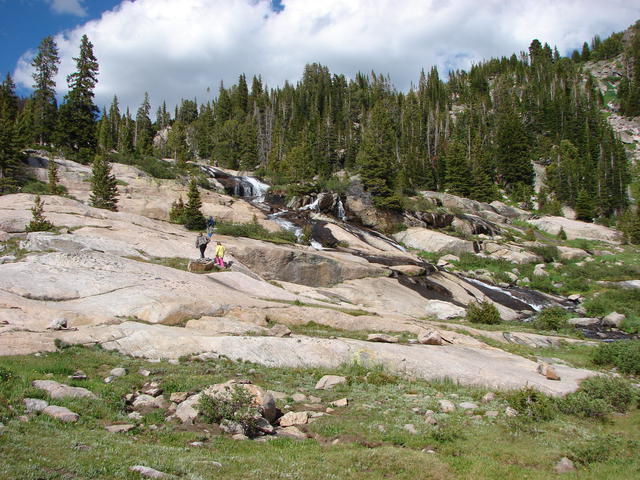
300,197 -> 320,211
267,211 -> 304,242
241,176 -> 270,203
337,199 -> 346,221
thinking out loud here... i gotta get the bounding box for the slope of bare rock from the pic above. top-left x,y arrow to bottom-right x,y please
528,216 -> 622,244
184,317 -> 269,335
0,251 -> 272,326
25,155 -> 281,231
433,322 -> 596,349
393,227 -> 475,255
35,321 -> 594,396
230,240 -> 390,287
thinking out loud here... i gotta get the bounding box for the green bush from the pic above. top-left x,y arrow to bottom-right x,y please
557,392 -> 611,419
215,220 -> 297,244
0,366 -> 15,383
197,384 -> 261,437
584,289 -> 640,323
577,376 -> 636,413
591,341 -> 640,375
529,245 -> 559,263
568,434 -> 621,465
503,387 -> 556,421
532,307 -> 572,331
466,301 -> 501,325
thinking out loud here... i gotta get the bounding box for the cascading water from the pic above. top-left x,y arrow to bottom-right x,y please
241,176 -> 270,203
337,199 -> 346,221
300,197 -> 321,212
268,211 -> 304,242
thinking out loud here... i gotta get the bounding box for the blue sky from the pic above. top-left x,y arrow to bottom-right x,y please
2,0 -> 639,113
0,1 -> 121,91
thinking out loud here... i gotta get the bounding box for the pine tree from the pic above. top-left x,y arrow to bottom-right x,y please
444,138 -> 472,197
169,196 -> 186,224
575,188 -> 594,222
89,155 -> 118,211
135,92 -> 153,155
0,74 -> 22,193
47,158 -> 59,194
183,178 -> 206,230
57,34 -> 99,162
31,36 -> 60,145
26,195 -> 54,232
356,102 -> 402,210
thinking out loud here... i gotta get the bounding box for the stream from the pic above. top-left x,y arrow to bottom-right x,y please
196,165 -> 634,340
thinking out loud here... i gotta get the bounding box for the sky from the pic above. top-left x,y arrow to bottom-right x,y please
2,0 -> 639,115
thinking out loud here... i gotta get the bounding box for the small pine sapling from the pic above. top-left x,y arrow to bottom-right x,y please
26,195 -> 54,232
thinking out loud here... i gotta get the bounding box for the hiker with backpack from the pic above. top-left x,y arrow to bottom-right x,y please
195,232 -> 210,259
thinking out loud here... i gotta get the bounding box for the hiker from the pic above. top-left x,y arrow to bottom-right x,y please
206,216 -> 216,238
214,241 -> 225,268
195,232 -> 210,259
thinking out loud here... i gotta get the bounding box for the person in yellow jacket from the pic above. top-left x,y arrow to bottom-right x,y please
214,241 -> 225,268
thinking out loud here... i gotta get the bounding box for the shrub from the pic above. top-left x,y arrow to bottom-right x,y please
557,227 -> 567,240
0,366 -> 14,383
557,392 -> 611,419
503,387 -> 556,421
197,384 -> 261,437
577,376 -> 636,413
529,245 -> 559,262
591,341 -> 640,375
466,301 -> 501,325
568,434 -> 621,465
25,195 -> 54,232
532,307 -> 571,331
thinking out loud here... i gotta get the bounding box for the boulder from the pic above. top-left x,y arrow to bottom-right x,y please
269,324 -> 292,337
32,380 -> 97,400
533,264 -> 547,277
393,228 -> 474,255
482,392 -> 495,403
557,246 -> 589,260
367,333 -> 399,343
129,466 -> 168,479
23,398 -> 49,413
315,375 -> 347,390
188,259 -> 216,273
105,424 -> 135,433
438,400 -> 455,413
279,411 -> 309,427
201,380 -> 277,424
528,216 -> 622,244
169,392 -> 189,403
423,300 -> 466,320
330,398 -> 348,407
174,394 -> 201,424
133,394 -> 160,410
568,318 -> 600,327
42,405 -> 79,422
417,329 -> 444,346
109,367 -> 127,377
458,402 -> 478,410
554,457 -> 575,474
602,312 -> 625,328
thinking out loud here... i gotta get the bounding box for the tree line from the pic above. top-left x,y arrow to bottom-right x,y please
1,25 -> 639,223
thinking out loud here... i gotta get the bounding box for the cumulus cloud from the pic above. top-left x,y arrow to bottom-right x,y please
46,0 -> 88,17
14,0 -> 640,113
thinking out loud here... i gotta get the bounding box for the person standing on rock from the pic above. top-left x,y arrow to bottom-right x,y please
214,241 -> 225,268
195,232 -> 210,259
206,216 -> 216,238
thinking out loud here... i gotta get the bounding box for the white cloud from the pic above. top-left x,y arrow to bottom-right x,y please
47,0 -> 88,17
14,0 -> 640,114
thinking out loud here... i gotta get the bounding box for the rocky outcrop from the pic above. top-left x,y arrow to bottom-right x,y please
393,227 -> 475,255
230,241 -> 390,287
528,216 -> 622,244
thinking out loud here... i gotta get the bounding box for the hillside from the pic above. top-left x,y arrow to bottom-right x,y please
2,19 -> 640,480
1,154 -> 640,478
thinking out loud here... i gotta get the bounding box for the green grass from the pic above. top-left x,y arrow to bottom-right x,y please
215,220 -> 298,244
1,345 -> 640,479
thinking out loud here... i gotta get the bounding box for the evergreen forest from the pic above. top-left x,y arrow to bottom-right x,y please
2,22 -> 640,225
